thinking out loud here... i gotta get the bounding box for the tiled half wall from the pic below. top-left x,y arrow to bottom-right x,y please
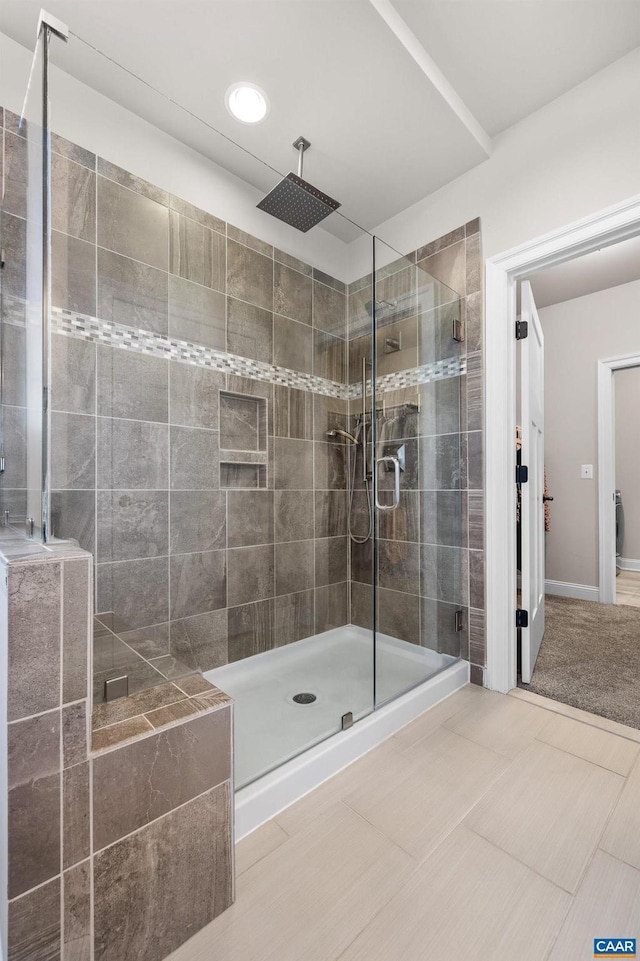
0,533 -> 234,961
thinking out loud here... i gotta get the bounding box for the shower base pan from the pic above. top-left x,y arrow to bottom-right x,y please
206,625 -> 469,838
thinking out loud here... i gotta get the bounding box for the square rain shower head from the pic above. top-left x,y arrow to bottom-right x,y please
257,172 -> 341,232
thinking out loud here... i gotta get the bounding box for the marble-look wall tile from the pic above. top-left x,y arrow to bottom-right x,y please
1,323 -> 26,409
466,232 -> 482,295
315,490 -> 347,538
467,430 -> 483,491
228,599 -> 274,660
170,210 -> 225,291
8,876 -> 61,961
274,261 -> 312,325
420,544 -> 466,606
8,563 -> 61,720
168,274 -> 225,349
421,597 -> 466,658
416,226 -> 465,260
98,158 -> 169,205
8,711 -> 60,897
97,247 -> 168,336
3,130 -> 27,218
52,153 -> 96,243
63,761 -> 90,869
469,549 -> 485,610
170,194 -> 225,233
98,419 -> 168,490
51,230 -> 96,315
275,539 -> 314,596
227,297 -> 273,363
2,213 -> 27,303
227,239 -> 273,312
227,545 -> 274,606
378,587 -> 420,644
2,406 -> 27,489
97,491 -> 169,562
314,329 -> 346,383
418,434 -> 462,491
469,607 -> 485,666
62,558 -> 90,703
351,581 -> 373,630
274,386 -> 313,440
96,556 -> 169,631
170,426 -> 219,489
273,315 -> 313,375
274,248 -> 312,276
51,335 -> 96,416
275,491 -> 314,543
420,491 -> 463,548
313,268 -> 345,294
313,280 -> 346,338
97,176 -> 168,270
227,490 -> 273,547
315,536 -> 348,587
169,362 -> 223,429
93,783 -> 232,961
417,378 -> 461,437
469,491 -> 484,551
313,440 -> 346,491
52,133 -> 95,170
378,540 -> 420,595
465,290 -> 482,353
274,438 -> 313,490
170,490 -> 226,553
170,609 -> 228,672
170,550 -> 226,619
51,413 -> 96,490
315,582 -> 348,633
417,240 -> 466,298
62,701 -> 88,769
50,491 -> 95,554
63,860 -> 91,961
227,225 -> 272,257
275,590 -> 314,645
93,709 -> 231,850
97,347 -> 168,423
378,491 -> 420,543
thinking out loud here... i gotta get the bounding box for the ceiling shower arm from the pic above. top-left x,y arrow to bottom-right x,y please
293,136 -> 311,178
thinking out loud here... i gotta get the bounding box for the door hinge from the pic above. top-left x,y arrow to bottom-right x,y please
452,318 -> 465,343
516,319 -> 528,340
516,609 -> 529,629
454,609 -> 464,633
516,464 -> 529,484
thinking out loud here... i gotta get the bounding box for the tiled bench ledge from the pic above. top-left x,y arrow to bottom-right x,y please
92,674 -> 233,751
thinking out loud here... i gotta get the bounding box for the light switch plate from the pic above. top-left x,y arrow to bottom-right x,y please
581,464 -> 593,479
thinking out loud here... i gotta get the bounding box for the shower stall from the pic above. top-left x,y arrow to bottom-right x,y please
1,15 -> 471,828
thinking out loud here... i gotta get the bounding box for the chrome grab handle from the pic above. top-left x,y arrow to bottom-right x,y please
375,456 -> 400,512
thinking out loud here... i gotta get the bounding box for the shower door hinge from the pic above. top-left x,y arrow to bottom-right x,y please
454,609 -> 464,633
341,711 -> 353,731
515,609 -> 529,629
515,464 -> 529,484
0,456 -> 5,473
452,318 -> 465,343
0,249 -> 5,269
515,319 -> 529,340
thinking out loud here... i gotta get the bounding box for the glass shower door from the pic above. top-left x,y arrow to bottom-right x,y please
372,236 -> 464,706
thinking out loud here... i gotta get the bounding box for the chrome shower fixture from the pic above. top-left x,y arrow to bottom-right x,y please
326,426 -> 359,444
257,137 -> 341,232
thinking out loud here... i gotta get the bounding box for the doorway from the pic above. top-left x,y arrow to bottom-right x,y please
485,194 -> 640,704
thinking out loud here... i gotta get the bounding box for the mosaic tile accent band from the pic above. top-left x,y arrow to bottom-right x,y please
2,294 -> 465,399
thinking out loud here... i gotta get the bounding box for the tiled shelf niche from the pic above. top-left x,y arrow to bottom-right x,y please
219,390 -> 268,489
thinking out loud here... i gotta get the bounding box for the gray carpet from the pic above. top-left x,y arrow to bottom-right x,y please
518,594 -> 640,730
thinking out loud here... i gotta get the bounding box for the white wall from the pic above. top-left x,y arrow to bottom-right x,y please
0,33 -> 350,280
615,366 -> 640,563
540,279 -> 640,588
349,46 -> 640,274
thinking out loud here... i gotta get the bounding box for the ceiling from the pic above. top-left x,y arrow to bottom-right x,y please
2,1 -> 640,242
529,234 -> 640,309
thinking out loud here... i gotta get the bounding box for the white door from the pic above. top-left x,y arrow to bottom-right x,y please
520,281 -> 545,683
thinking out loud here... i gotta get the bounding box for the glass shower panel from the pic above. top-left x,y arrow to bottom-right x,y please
45,29 -> 377,786
372,236 -> 463,706
0,35 -> 46,537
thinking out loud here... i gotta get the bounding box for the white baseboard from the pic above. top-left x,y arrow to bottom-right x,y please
618,558 -> 640,572
545,579 -> 599,602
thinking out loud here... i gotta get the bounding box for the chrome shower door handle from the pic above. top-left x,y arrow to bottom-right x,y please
375,455 -> 400,511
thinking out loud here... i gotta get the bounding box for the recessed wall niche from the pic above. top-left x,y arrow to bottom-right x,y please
219,390 -> 268,488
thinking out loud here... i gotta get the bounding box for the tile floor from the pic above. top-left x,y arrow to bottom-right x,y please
616,569 -> 640,606
167,685 -> 640,961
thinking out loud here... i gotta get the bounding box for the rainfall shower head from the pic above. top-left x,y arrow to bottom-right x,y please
257,137 -> 341,232
326,427 -> 359,444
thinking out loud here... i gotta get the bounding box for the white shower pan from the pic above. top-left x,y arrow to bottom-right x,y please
206,625 -> 469,838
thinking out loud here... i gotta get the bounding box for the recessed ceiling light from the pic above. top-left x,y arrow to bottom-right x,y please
225,82 -> 269,124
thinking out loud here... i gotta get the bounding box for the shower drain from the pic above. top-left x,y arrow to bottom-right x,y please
292,692 -> 317,705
